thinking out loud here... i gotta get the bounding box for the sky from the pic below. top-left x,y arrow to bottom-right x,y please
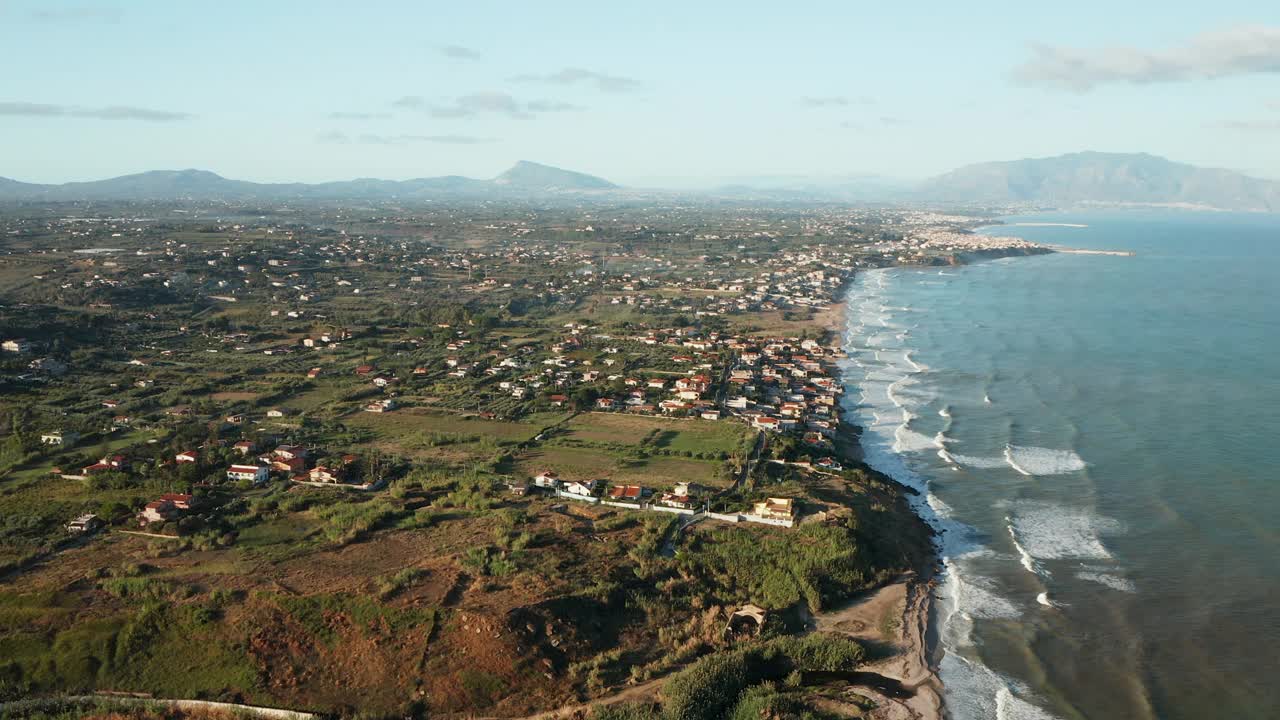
3,0 -> 1280,187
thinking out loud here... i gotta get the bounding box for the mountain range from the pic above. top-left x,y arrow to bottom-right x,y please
1,153 -> 1277,212
918,152 -> 1280,212
0,161 -> 616,202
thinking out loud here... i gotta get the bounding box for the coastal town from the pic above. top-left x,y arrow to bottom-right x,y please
0,199 -> 1042,718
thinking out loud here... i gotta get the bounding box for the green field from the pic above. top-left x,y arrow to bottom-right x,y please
561,412 -> 752,455
513,444 -> 728,489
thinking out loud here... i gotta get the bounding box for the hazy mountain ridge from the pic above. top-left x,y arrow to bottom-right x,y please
4,153 -> 1277,211
0,161 -> 613,201
918,152 -> 1280,212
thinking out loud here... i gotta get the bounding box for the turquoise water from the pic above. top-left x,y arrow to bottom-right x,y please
840,211 -> 1280,719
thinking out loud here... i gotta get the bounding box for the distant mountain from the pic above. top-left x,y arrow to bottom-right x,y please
0,162 -> 616,202
492,160 -> 617,191
919,152 -> 1280,212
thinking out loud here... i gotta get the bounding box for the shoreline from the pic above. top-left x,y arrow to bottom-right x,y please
826,272 -> 945,720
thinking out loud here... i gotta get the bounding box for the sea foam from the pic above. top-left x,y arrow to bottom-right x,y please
1004,445 -> 1087,476
1007,502 -> 1121,561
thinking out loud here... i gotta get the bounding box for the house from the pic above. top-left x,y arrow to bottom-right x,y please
657,492 -> 696,510
225,413 -> 246,425
751,416 -> 781,431
272,456 -> 306,474
364,398 -> 396,412
815,457 -> 843,471
175,450 -> 199,464
111,415 -> 132,429
307,367 -> 322,378
307,465 -> 346,484
355,365 -> 375,376
548,394 -> 568,407
561,479 -> 598,499
82,460 -> 113,476
66,514 -> 104,534
41,430 -> 79,447
596,397 -> 615,410
533,471 -> 561,489
1,338 -> 32,354
607,485 -> 648,503
700,409 -> 721,421
139,493 -> 196,525
233,440 -> 257,455
751,497 -> 794,521
266,407 -> 289,418
227,464 -> 270,484
273,445 -> 309,461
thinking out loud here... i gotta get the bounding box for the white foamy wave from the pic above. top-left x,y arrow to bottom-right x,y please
893,425 -> 937,453
1008,502 -> 1122,561
1007,521 -> 1047,577
996,687 -> 1064,720
939,405 -> 952,419
1035,592 -> 1054,607
1076,569 -> 1137,593
1004,445 -> 1087,476
941,653 -> 1066,720
949,453 -> 1010,469
955,574 -> 1022,620
905,350 -> 928,371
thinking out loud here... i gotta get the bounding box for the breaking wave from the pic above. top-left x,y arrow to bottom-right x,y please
1003,445 -> 1087,476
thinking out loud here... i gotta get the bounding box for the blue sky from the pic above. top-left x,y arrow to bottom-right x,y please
3,0 -> 1280,186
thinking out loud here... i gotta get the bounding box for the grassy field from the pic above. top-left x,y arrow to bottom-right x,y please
560,412 -> 752,454
345,408 -> 568,444
513,444 -> 728,489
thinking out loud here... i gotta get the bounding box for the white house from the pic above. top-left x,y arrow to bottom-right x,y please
226,464 -> 270,485
533,471 -> 561,489
562,479 -> 598,499
41,430 -> 79,447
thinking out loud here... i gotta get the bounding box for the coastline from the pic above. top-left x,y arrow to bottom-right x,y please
826,275 -> 945,720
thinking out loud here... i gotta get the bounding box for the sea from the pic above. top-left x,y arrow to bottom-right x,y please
839,210 -> 1280,720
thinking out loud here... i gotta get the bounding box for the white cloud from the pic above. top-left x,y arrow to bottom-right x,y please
510,67 -> 640,93
0,101 -> 191,121
1013,25 -> 1280,92
440,45 -> 482,61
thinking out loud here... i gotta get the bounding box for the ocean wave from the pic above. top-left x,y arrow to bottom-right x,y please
893,425 -> 937,453
948,453 -> 1010,469
1007,520 -> 1047,577
1003,445 -> 1087,476
1007,502 -> 1122,561
941,654 -> 1066,720
955,574 -> 1022,620
1076,568 -> 1137,593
